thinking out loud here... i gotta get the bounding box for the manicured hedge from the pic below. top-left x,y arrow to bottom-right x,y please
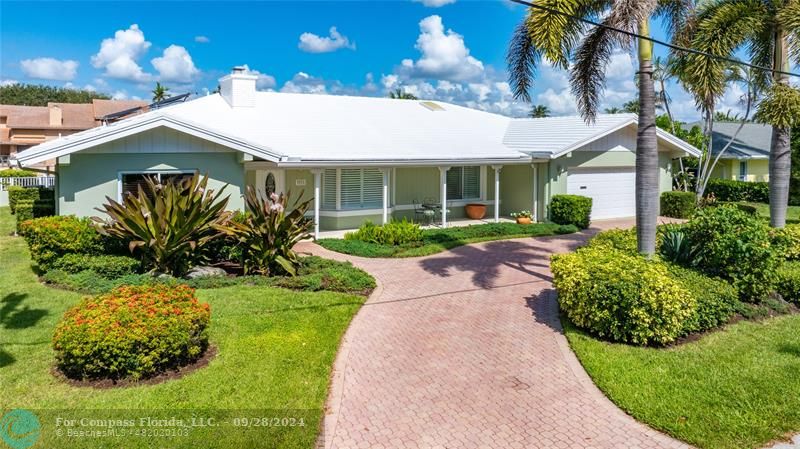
550,194 -> 592,229
660,191 -> 696,218
8,186 -> 38,214
53,284 -> 210,380
666,264 -> 738,334
52,253 -> 141,279
14,199 -> 55,232
551,245 -> 695,345
19,215 -> 105,269
705,179 -> 769,203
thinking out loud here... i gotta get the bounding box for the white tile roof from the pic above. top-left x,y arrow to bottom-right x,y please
15,93 -> 699,167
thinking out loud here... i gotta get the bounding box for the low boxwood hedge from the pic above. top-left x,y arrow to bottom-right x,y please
706,179 -> 769,203
550,194 -> 592,229
660,191 -> 696,218
52,253 -> 141,279
14,199 -> 55,232
19,215 -> 105,269
53,284 -> 210,380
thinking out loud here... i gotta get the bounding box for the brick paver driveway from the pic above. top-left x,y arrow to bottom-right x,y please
298,219 -> 690,449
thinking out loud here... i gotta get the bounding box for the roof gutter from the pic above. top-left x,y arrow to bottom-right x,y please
275,156 -> 533,168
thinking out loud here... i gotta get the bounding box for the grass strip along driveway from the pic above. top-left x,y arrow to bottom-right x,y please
0,207 -> 371,449
318,222 -> 578,258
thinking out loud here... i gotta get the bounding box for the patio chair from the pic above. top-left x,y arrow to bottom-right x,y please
413,200 -> 435,225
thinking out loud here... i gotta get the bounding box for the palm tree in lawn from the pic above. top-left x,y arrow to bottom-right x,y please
507,0 -> 694,256
388,88 -> 418,100
529,104 -> 551,118
152,82 -> 170,102
679,0 -> 800,227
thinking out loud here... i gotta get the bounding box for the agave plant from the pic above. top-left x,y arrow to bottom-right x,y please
93,173 -> 235,276
659,228 -> 699,266
230,187 -> 313,276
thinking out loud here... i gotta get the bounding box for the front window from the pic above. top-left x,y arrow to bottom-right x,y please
738,161 -> 748,180
446,166 -> 480,200
322,168 -> 384,210
120,171 -> 194,198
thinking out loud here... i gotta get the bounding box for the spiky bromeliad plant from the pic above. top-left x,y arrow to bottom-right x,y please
94,173 -> 235,276
231,187 -> 313,276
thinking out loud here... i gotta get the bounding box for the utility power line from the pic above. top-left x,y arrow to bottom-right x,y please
509,0 -> 800,78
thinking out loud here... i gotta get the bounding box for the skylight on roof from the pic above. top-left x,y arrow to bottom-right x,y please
419,101 -> 445,111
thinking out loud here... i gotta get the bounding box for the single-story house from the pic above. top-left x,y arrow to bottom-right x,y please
16,67 -> 700,238
706,122 -> 771,182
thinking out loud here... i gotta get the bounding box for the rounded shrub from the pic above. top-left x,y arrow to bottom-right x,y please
660,191 -> 696,218
550,194 -> 592,229
52,253 -> 141,279
771,224 -> 800,260
666,264 -> 738,334
776,261 -> 800,305
345,219 -> 423,246
684,204 -> 781,301
19,216 -> 104,269
53,284 -> 210,380
551,245 -> 695,345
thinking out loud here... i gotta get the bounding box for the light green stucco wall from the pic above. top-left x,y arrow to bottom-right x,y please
499,165 -> 534,216
284,169 -> 315,204
58,151 -> 245,217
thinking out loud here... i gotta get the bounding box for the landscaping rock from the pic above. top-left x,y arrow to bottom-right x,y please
185,266 -> 227,279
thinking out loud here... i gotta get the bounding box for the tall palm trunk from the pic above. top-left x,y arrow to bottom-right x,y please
636,19 -> 659,256
769,29 -> 791,228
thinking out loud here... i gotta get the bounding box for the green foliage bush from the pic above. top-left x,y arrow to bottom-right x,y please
345,219 -> 423,246
771,224 -> 800,260
550,194 -> 592,229
42,270 -> 157,294
0,168 -> 37,177
551,245 -> 695,345
52,253 -> 140,279
53,284 -> 210,380
8,186 -> 50,214
659,228 -> 699,265
14,199 -> 55,232
19,215 -> 105,269
660,191 -> 696,218
706,179 -> 769,203
776,261 -> 800,305
666,264 -> 738,334
684,205 -> 781,301
587,228 -> 638,254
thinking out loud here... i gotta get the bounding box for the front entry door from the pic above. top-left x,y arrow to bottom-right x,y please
255,169 -> 286,201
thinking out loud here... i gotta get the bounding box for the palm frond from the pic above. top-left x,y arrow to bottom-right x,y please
570,24 -> 617,123
507,20 -> 541,102
776,0 -> 800,65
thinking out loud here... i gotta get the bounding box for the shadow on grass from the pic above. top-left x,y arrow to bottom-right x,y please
1,293 -> 48,329
0,348 -> 15,367
778,343 -> 800,358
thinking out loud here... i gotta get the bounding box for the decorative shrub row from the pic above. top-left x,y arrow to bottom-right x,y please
15,199 -> 55,232
53,284 -> 210,380
8,186 -> 53,214
19,215 -> 105,269
552,245 -> 695,345
705,178 -> 769,203
52,253 -> 141,279
771,224 -> 800,260
776,261 -> 800,305
660,191 -> 696,218
666,264 -> 738,334
550,194 -> 592,229
345,219 -> 423,246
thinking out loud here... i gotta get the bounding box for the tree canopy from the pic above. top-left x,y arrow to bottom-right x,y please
0,83 -> 110,106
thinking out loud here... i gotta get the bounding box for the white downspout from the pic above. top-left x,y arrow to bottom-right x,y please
311,169 -> 322,239
381,168 -> 389,225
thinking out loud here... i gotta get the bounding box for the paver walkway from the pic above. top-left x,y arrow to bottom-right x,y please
298,219 -> 691,449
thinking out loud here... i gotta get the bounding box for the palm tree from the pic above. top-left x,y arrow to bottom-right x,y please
529,104 -> 551,118
507,0 -> 693,256
604,106 -> 624,114
679,0 -> 800,227
388,88 -> 418,100
152,82 -> 170,102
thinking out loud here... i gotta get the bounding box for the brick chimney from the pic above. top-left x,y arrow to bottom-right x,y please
49,105 -> 62,126
219,66 -> 257,108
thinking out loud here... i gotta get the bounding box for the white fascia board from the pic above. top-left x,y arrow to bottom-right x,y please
17,114 -> 283,167
275,156 -> 532,168
655,127 -> 701,157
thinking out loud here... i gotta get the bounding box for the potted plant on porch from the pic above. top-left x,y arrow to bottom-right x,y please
510,210 -> 533,225
464,203 -> 487,220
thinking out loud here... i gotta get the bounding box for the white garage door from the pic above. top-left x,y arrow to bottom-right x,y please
567,167 -> 636,220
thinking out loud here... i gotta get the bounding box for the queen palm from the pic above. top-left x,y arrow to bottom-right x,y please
508,0 -> 693,256
152,82 -> 170,102
678,0 -> 800,227
529,104 -> 551,118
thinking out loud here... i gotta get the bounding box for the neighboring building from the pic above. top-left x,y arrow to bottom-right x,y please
706,122 -> 771,182
0,99 -> 147,170
15,67 -> 699,237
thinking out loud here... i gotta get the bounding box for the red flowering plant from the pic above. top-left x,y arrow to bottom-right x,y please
53,284 -> 210,381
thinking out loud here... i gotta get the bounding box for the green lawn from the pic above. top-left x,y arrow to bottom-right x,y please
318,222 -> 577,258
564,318 -> 800,449
742,202 -> 800,223
0,207 -> 368,449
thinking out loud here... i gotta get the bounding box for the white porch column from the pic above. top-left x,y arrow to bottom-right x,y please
439,166 -> 450,228
532,163 -> 539,222
492,165 -> 502,223
311,169 -> 323,240
381,168 -> 389,225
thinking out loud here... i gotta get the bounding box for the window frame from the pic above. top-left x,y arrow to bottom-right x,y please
738,160 -> 748,180
117,169 -> 197,202
446,166 -> 482,201
321,167 -> 387,211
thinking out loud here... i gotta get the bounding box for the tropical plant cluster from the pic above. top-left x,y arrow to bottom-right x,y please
53,284 -> 210,380
549,195 -> 592,229
344,219 -> 423,246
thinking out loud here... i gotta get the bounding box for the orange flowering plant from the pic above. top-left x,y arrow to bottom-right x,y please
53,284 -> 210,381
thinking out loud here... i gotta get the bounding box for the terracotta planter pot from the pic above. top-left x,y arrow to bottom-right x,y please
516,217 -> 532,225
464,203 -> 486,219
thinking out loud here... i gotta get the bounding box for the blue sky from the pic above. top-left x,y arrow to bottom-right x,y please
0,1 -> 752,121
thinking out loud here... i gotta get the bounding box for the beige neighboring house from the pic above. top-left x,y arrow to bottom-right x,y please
0,99 -> 147,170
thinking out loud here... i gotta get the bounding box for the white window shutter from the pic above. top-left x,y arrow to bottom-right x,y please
361,168 -> 383,208
340,168 -> 362,208
322,169 -> 337,208
463,166 -> 480,199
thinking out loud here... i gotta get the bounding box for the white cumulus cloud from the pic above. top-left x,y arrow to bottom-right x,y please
91,24 -> 152,82
240,65 -> 277,90
194,35 -> 210,44
151,45 -> 199,83
20,57 -> 79,81
298,27 -> 355,53
280,72 -> 329,94
397,15 -> 484,82
413,0 -> 456,7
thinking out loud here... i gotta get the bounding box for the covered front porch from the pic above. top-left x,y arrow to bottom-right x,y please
244,162 -> 543,239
